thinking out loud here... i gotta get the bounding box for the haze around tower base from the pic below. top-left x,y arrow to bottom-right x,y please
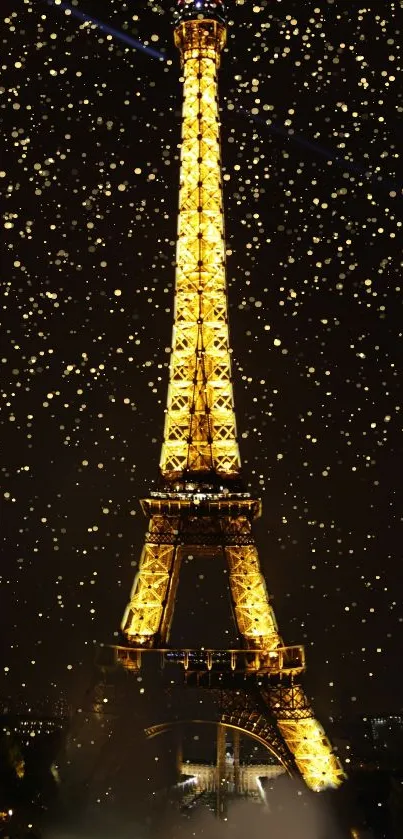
45,783 -> 345,839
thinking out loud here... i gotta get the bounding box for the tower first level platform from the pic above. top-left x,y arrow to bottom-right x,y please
121,488 -> 279,653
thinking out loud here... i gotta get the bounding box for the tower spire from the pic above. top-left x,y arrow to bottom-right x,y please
160,0 -> 241,482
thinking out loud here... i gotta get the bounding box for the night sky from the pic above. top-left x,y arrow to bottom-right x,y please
1,0 -> 402,722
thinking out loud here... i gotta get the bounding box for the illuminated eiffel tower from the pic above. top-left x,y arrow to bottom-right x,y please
116,0 -> 345,801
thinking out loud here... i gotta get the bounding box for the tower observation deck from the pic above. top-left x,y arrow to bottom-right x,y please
118,0 -> 345,794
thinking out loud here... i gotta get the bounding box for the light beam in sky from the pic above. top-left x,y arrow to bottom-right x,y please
46,1 -> 397,193
46,0 -> 166,60
237,106 -> 401,193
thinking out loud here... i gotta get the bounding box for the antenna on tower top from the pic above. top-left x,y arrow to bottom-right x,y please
174,0 -> 227,25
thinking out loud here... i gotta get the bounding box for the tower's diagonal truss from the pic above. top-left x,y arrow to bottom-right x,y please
120,0 -> 345,794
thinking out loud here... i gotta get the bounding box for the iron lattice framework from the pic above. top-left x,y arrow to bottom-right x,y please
160,17 -> 240,478
120,0 -> 345,794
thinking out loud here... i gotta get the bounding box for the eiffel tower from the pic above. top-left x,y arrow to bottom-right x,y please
115,0 -> 345,803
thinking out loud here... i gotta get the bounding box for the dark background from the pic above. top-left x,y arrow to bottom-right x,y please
1,0 -> 402,721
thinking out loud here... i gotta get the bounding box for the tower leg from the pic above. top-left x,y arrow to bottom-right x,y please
224,543 -> 280,651
263,684 -> 346,791
216,723 -> 227,819
121,514 -> 181,645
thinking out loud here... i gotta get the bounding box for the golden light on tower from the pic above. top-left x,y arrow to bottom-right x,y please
120,0 -> 345,794
161,11 -> 240,478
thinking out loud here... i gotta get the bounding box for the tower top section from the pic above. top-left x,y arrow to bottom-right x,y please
174,0 -> 227,26
160,0 -> 238,482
